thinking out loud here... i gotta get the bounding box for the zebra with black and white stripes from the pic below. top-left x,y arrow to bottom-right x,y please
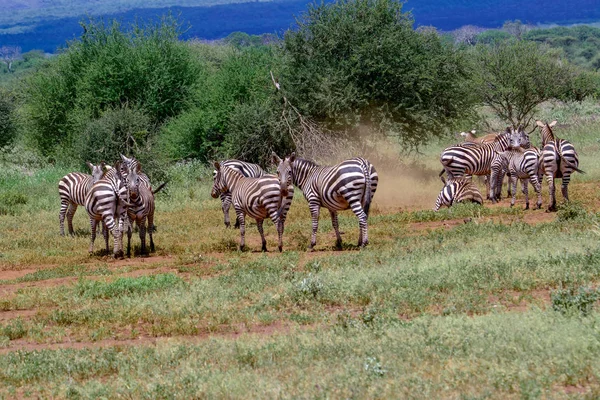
434,178 -> 483,211
58,162 -> 108,236
211,162 -> 293,252
273,153 -> 378,250
214,160 -> 265,228
84,161 -> 133,258
491,147 -> 543,210
120,154 -> 151,188
439,127 -> 527,199
536,120 -> 585,212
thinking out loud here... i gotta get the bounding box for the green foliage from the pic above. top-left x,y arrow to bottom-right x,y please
0,87 -> 17,147
0,191 -> 28,215
475,30 -> 512,44
282,0 -> 476,149
556,201 -> 591,223
470,39 -> 596,128
552,286 -> 600,315
21,15 -> 199,159
76,274 -> 184,299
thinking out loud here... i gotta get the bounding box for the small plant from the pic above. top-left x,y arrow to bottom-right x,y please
556,201 -> 589,222
552,285 -> 600,315
295,273 -> 323,299
306,260 -> 322,273
364,356 -> 387,377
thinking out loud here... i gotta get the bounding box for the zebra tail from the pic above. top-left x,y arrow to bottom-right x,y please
439,169 -> 446,184
152,182 -> 168,194
361,161 -> 372,216
557,147 -> 586,174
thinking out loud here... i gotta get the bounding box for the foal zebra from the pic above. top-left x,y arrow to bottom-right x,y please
211,163 -> 293,252
58,162 -> 108,236
434,178 -> 483,211
273,153 -> 378,250
491,148 -> 543,210
536,120 -> 585,212
84,162 -> 133,258
214,160 -> 265,228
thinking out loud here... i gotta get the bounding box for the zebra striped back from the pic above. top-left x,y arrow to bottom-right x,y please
434,178 -> 483,211
273,153 -> 378,249
58,162 -> 107,236
212,163 -> 293,252
213,160 -> 266,228
84,162 -> 130,257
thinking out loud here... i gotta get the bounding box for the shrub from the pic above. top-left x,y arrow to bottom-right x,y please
556,201 -> 589,222
552,286 -> 600,315
0,87 -> 17,148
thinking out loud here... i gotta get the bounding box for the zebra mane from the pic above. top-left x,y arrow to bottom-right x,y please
293,157 -> 320,168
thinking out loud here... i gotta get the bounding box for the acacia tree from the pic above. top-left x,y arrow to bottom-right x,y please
281,0 -> 477,149
471,40 -> 595,129
0,46 -> 21,73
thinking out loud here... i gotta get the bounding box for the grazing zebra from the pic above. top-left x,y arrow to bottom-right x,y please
439,126 -> 528,199
211,163 -> 294,252
491,148 -> 543,210
272,152 -> 378,250
434,178 -> 483,211
536,120 -> 585,212
214,160 -> 265,228
84,161 -> 133,258
58,162 -> 108,236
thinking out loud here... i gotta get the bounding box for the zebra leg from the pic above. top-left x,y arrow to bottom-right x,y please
545,173 -> 557,212
308,203 -> 321,251
221,196 -> 231,228
329,210 -> 343,249
102,221 -> 110,255
510,176 -> 517,208
256,219 -> 267,252
236,210 -> 246,251
148,213 -> 155,253
521,178 -> 529,210
112,225 -> 123,259
561,174 -> 572,203
139,217 -> 148,256
59,199 -> 69,236
532,176 -> 543,210
349,201 -> 369,247
126,219 -> 133,258
66,203 -> 77,236
89,219 -> 98,254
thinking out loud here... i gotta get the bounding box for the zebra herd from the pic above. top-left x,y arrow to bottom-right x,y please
59,155 -> 165,258
436,120 -> 584,212
212,154 -> 378,252
59,153 -> 378,256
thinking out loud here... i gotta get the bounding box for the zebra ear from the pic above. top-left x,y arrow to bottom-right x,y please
213,161 -> 221,171
135,163 -> 141,173
289,152 -> 296,162
120,154 -> 130,163
549,120 -> 558,127
505,126 -> 511,133
535,120 -> 545,128
86,162 -> 93,170
100,161 -> 106,169
272,152 -> 282,165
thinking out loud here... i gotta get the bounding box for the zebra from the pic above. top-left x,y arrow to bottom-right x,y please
434,178 -> 483,211
84,161 -> 134,258
272,152 -> 378,250
123,161 -> 166,257
439,126 -> 528,199
120,154 -> 151,188
536,120 -> 585,212
211,162 -> 294,252
213,160 -> 265,228
491,147 -> 543,210
58,162 -> 109,236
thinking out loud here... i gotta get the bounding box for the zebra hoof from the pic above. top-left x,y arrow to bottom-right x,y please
524,204 -> 529,210
278,245 -> 283,253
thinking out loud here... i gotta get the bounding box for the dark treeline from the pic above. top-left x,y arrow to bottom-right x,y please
1,0 -> 599,180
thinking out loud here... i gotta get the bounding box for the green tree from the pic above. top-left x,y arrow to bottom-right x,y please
281,0 -> 476,148
471,40 -> 596,128
0,87 -> 17,147
22,15 -> 200,159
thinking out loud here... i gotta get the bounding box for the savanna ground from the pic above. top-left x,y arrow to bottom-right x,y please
1,103 -> 600,398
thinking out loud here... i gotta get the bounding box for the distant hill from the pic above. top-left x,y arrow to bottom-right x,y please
1,0 -> 599,53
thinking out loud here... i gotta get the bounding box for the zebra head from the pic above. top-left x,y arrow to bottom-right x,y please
87,161 -> 107,184
507,126 -> 530,149
211,162 -> 225,199
536,120 -> 557,146
124,161 -> 141,201
273,151 -> 295,196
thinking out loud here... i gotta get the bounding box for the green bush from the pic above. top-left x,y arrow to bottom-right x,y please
0,88 -> 17,148
552,286 -> 599,315
282,0 -> 476,149
556,201 -> 590,223
21,15 -> 200,160
0,191 -> 28,215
